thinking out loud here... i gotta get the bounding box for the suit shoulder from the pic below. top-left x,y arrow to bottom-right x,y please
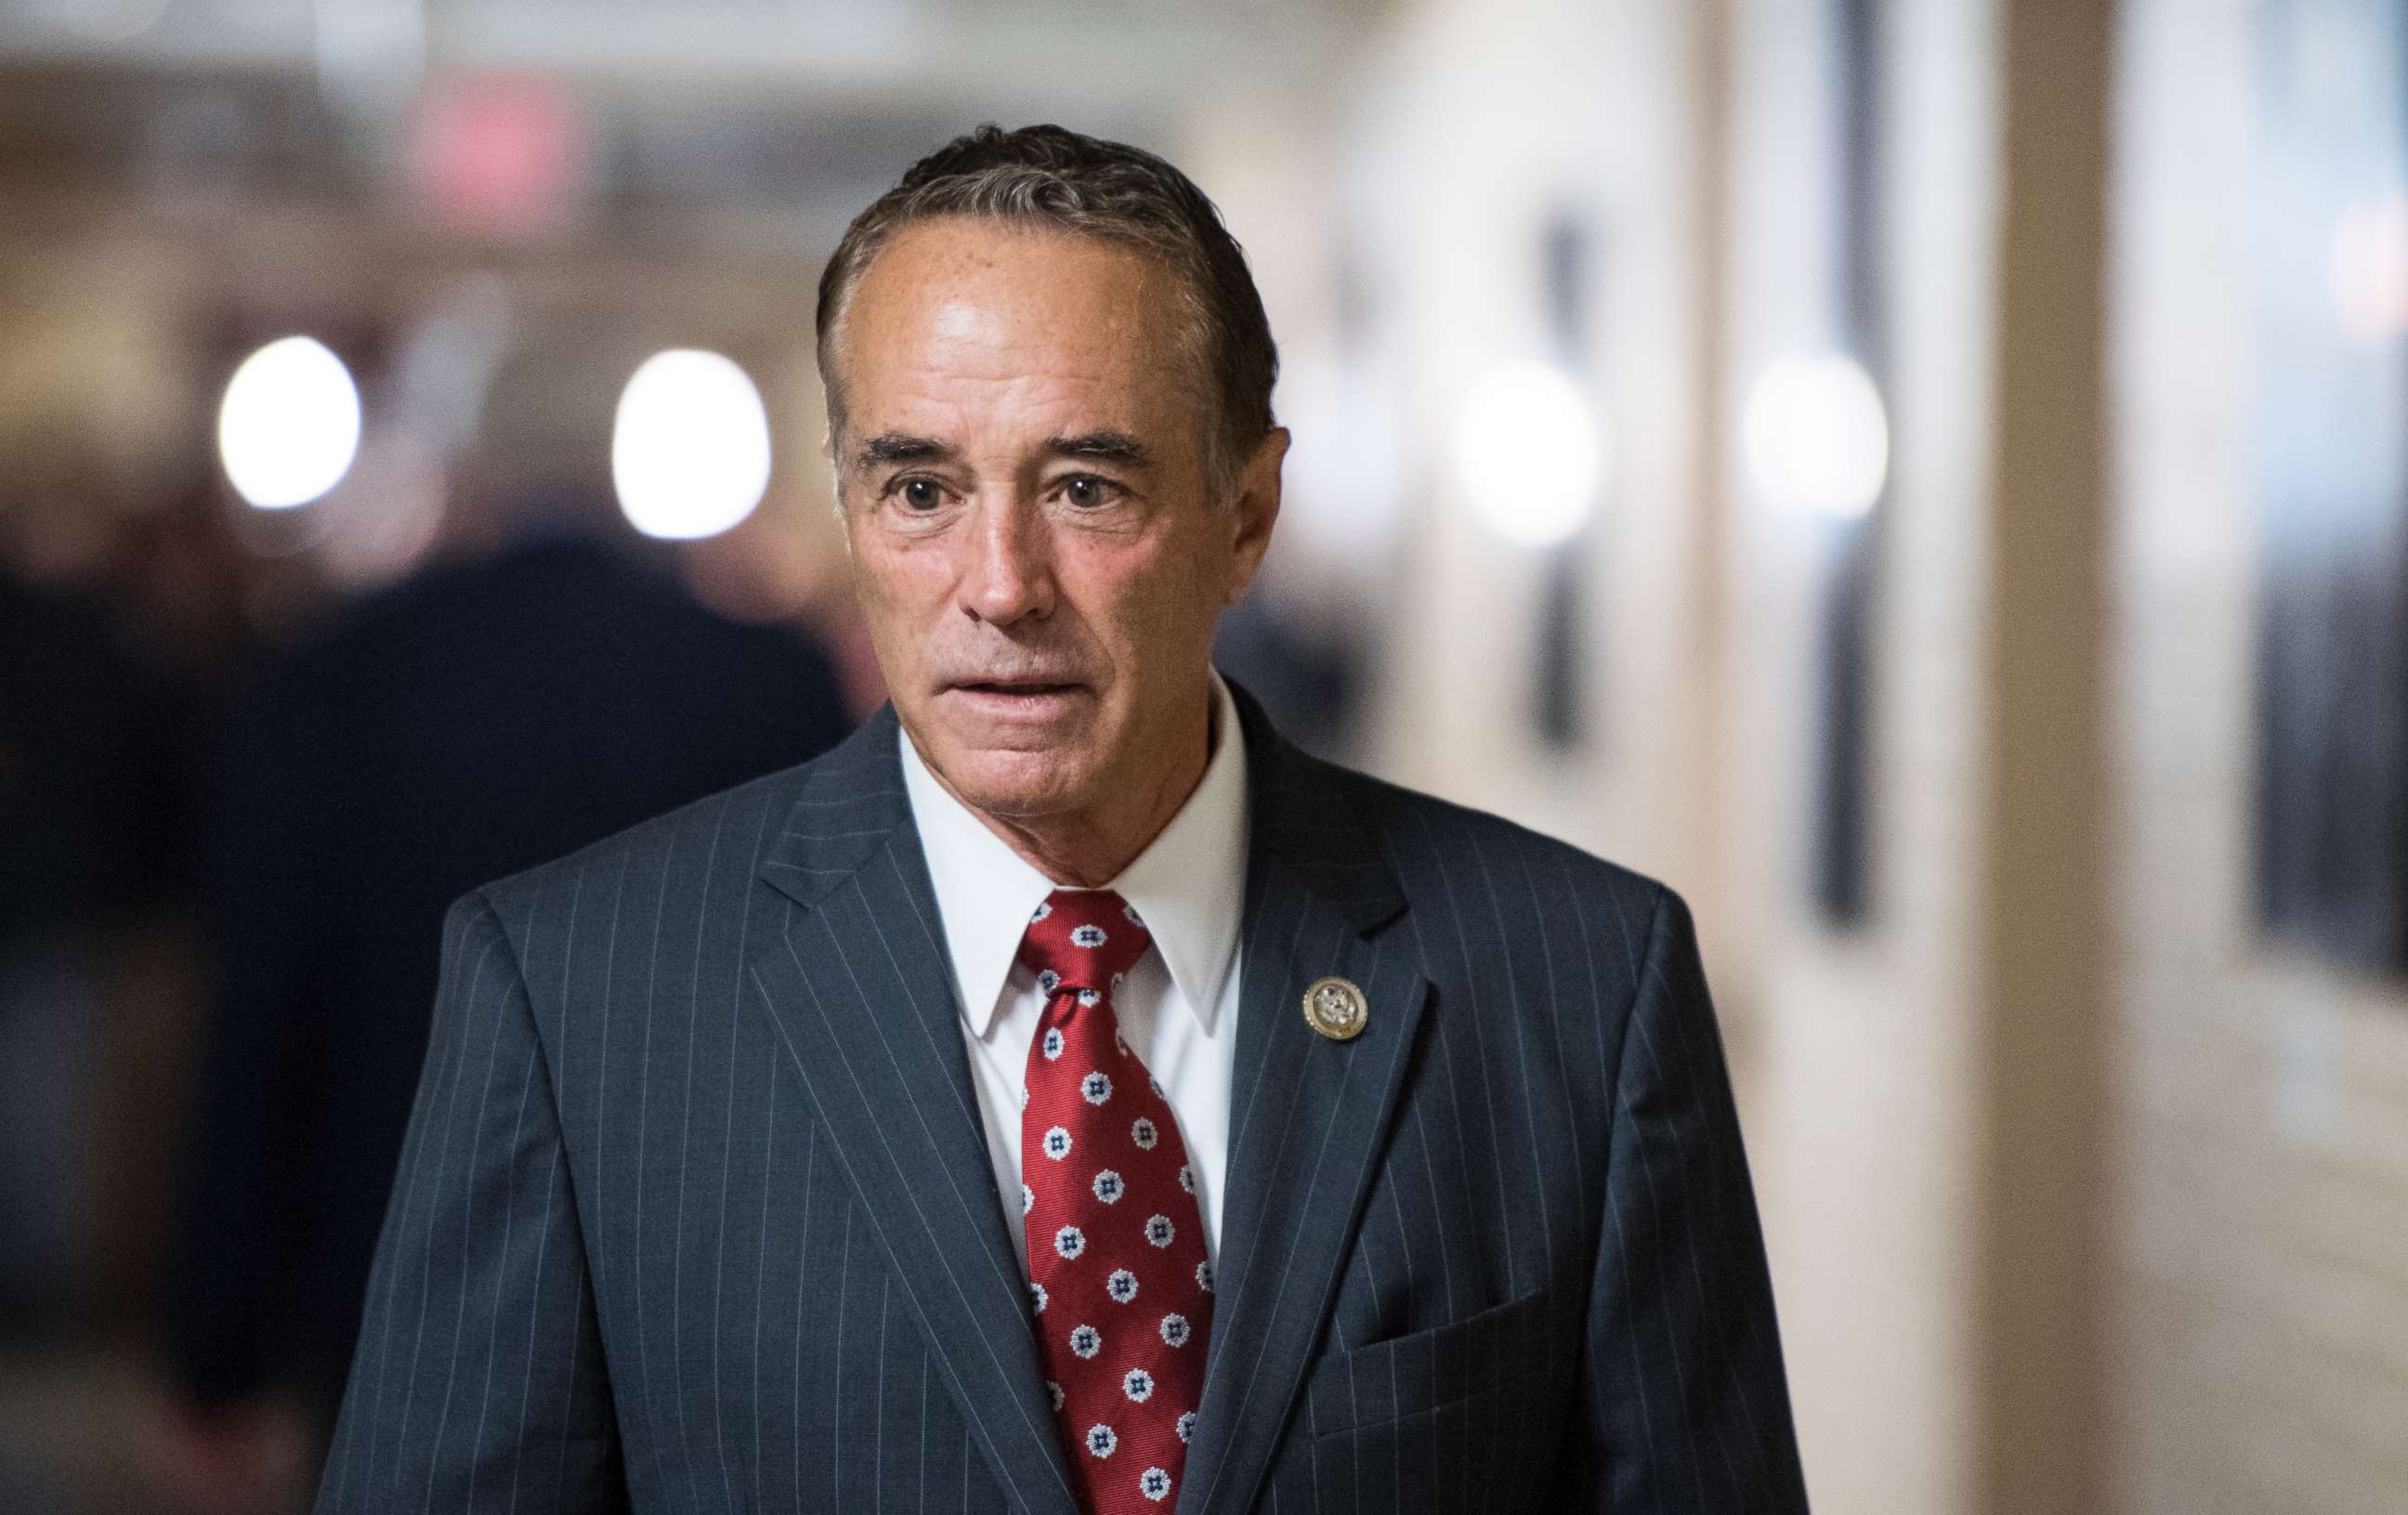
466,741 -> 844,924
1299,752 -> 1677,931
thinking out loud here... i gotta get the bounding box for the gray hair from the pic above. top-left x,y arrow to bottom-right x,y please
814,123 -> 1278,500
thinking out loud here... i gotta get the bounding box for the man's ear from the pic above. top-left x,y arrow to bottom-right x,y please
1224,425 -> 1289,606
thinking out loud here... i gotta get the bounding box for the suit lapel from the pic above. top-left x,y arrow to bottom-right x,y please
749,708 -> 1079,1515
747,689 -> 1432,1515
1176,686 -> 1433,1515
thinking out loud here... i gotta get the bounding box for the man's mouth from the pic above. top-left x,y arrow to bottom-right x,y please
952,679 -> 1083,696
944,678 -> 1092,716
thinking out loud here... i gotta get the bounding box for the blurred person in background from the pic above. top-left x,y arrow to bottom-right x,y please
164,334 -> 854,1511
316,124 -> 1805,1515
0,439 -> 242,1514
0,489 -> 193,1332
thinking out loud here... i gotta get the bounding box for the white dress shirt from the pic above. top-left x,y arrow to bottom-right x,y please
897,672 -> 1248,1276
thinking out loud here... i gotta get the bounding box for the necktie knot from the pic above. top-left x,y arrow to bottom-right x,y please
1017,888 -> 1154,995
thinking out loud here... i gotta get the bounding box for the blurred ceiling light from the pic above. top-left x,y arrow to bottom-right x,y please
217,336 -> 364,510
1452,360 -> 1607,549
1741,353 -> 1890,518
2331,193 -> 2408,340
612,349 -> 772,541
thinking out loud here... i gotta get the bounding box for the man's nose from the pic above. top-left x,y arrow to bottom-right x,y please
957,494 -> 1055,625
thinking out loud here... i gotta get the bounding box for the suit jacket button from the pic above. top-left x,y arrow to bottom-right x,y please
1301,976 -> 1368,1040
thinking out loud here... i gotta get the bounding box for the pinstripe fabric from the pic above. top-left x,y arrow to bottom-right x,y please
317,679 -> 1809,1514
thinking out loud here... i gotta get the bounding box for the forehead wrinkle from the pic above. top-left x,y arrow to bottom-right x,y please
871,369 -> 1135,453
859,340 -> 1149,463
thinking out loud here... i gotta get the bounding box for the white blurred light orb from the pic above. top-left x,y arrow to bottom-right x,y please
1742,353 -> 1890,518
217,336 -> 363,510
1452,360 -> 1606,548
612,349 -> 772,541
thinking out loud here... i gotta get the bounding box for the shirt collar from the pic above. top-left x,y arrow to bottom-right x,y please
898,669 -> 1250,1041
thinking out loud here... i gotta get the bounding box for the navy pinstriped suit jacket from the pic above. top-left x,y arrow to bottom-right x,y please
316,680 -> 1810,1514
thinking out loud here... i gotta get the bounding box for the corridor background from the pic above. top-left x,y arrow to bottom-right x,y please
0,1 -> 2400,1511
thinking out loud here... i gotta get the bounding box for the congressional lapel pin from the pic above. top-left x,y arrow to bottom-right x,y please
1301,975 -> 1369,1040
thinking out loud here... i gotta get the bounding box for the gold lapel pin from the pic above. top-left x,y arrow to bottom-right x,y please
1302,975 -> 1368,1040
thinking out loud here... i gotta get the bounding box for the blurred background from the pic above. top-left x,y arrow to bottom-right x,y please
0,0 -> 2399,1511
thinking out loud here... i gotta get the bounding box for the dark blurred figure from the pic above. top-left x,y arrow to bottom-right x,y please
164,340 -> 853,1509
0,455 -> 244,1515
0,576 -> 190,1326
1212,592 -> 1365,764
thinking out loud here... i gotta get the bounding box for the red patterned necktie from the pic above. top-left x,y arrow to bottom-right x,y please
1017,888 -> 1214,1512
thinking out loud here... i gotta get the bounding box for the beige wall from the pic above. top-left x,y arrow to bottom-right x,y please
2112,1 -> 2408,1510
1336,0 -> 2408,1508
1334,0 -> 1713,893
1725,1 -> 2000,1509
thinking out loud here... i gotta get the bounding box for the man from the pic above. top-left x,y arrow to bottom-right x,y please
318,124 -> 1809,1514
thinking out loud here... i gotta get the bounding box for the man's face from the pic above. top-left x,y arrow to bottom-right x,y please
830,217 -> 1283,829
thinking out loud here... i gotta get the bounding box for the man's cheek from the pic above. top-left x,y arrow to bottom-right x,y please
857,549 -> 933,622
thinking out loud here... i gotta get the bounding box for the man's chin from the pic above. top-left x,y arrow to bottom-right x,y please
910,719 -> 1101,819
936,754 -> 1099,823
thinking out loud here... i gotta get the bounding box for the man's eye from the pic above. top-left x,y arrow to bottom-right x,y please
896,477 -> 944,512
1061,475 -> 1119,509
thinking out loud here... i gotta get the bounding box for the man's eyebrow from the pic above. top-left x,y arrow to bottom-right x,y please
853,434 -> 953,470
1045,432 -> 1150,466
